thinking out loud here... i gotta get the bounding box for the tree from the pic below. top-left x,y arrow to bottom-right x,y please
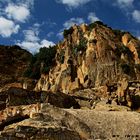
24,46 -> 57,79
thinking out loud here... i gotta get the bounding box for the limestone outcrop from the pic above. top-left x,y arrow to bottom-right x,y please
35,22 -> 140,94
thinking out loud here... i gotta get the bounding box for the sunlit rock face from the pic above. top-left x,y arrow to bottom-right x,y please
35,22 -> 140,93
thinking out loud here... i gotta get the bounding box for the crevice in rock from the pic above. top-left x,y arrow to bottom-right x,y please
72,95 -> 91,101
0,115 -> 29,131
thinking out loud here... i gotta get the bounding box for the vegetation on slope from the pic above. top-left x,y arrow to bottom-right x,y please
24,46 -> 57,79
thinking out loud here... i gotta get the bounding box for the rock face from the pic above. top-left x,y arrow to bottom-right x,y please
0,105 -> 140,140
35,22 -> 140,94
0,87 -> 80,110
0,45 -> 32,91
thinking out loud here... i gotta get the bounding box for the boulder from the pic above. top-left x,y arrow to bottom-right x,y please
0,87 -> 80,109
94,100 -> 131,111
0,105 -> 140,140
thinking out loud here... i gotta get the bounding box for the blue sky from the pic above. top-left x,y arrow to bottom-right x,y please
0,0 -> 140,53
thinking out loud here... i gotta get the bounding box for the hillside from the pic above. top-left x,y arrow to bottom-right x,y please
0,45 -> 32,90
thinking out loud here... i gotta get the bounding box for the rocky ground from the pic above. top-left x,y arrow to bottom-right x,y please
0,104 -> 140,140
0,86 -> 140,140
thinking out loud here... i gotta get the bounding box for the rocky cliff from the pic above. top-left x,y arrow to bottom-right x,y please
35,22 -> 140,94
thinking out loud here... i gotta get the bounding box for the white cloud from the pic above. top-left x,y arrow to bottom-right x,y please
33,23 -> 40,28
23,30 -> 40,42
132,10 -> 140,23
5,4 -> 30,22
1,0 -> 34,8
18,26 -> 55,53
41,39 -> 55,47
63,17 -> 84,29
112,0 -> 134,9
18,41 -> 41,53
88,12 -> 100,23
18,40 -> 55,54
100,0 -> 134,10
0,17 -> 20,37
47,32 -> 54,37
57,31 -> 63,39
116,0 -> 134,8
56,0 -> 91,8
0,0 -> 33,37
22,0 -> 34,8
57,17 -> 84,39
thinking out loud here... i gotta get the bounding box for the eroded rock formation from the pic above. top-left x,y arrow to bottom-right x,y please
35,22 -> 140,95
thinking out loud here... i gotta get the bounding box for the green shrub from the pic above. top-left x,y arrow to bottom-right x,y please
115,45 -> 133,59
23,67 -> 32,77
121,63 -> 131,74
72,38 -> 87,55
41,66 -> 51,74
113,30 -> 125,41
88,23 -> 96,31
59,50 -> 65,63
138,50 -> 140,59
94,21 -> 105,25
63,27 -> 74,38
135,64 -> 140,71
91,39 -> 97,44
88,21 -> 107,31
77,38 -> 87,51
24,46 -> 57,79
113,30 -> 122,35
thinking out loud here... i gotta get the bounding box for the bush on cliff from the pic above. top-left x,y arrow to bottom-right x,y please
24,46 -> 57,79
63,27 -> 74,38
